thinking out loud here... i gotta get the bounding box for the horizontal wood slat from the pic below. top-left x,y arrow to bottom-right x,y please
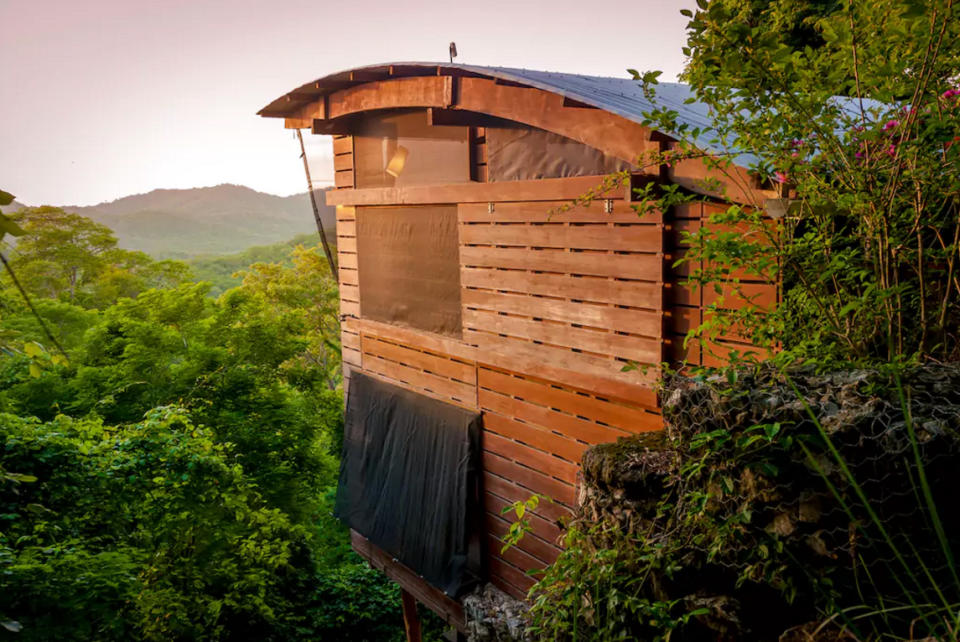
463,309 -> 660,364
468,331 -> 659,408
461,268 -> 660,308
482,472 -> 572,527
336,205 -> 357,222
481,389 -> 634,445
482,451 -> 576,506
459,200 -> 658,224
487,555 -> 534,598
485,514 -> 560,566
482,410 -> 588,465
360,335 -> 477,408
463,289 -> 660,332
333,153 -> 354,172
333,136 -> 354,155
337,250 -> 358,271
460,222 -> 660,252
325,174 -> 625,206
334,169 -> 354,189
461,246 -> 660,280
483,431 -> 579,484
339,267 -> 359,287
340,284 -> 360,302
479,368 -> 659,434
337,219 -> 357,237
487,533 -> 548,578
351,318 -> 477,362
483,491 -> 563,545
362,335 -> 475,384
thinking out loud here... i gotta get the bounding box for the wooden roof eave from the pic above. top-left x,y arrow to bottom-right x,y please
267,73 -> 774,206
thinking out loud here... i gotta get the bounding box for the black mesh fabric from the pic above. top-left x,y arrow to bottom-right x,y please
335,372 -> 483,596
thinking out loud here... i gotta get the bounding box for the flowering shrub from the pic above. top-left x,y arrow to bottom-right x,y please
637,0 -> 960,366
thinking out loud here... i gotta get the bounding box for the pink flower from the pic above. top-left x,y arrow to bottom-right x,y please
943,88 -> 960,99
774,171 -> 788,183
886,144 -> 896,156
883,119 -> 900,131
855,151 -> 864,159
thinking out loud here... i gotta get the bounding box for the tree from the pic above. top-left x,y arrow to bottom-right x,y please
7,207 -> 192,307
640,0 -> 960,364
682,0 -> 844,90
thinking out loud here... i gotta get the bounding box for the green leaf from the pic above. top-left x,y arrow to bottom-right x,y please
0,190 -> 15,206
28,363 -> 42,378
0,213 -> 25,238
7,473 -> 38,483
23,342 -> 43,357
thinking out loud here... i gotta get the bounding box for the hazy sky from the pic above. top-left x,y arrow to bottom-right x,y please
1,0 -> 694,206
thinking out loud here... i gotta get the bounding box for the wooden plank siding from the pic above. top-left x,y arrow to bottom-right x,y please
664,201 -> 778,366
477,364 -> 660,595
337,206 -> 361,388
459,200 -> 662,409
332,135 -> 355,189
260,65 -> 785,620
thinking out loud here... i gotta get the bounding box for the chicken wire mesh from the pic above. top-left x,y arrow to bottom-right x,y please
574,364 -> 960,638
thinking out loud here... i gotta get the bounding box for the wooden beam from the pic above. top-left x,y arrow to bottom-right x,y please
286,75 -> 771,204
324,174 -> 625,206
327,76 -> 454,119
283,99 -> 327,129
401,590 -> 422,642
561,96 -> 599,109
350,530 -> 466,633
427,108 -> 514,129
312,115 -> 360,136
456,77 -> 654,166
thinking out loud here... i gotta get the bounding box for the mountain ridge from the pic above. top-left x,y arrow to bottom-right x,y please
9,184 -> 335,259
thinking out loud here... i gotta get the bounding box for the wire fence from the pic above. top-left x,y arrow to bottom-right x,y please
576,364 -> 960,638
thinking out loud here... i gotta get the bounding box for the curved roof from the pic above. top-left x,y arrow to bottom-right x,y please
259,62 -> 756,168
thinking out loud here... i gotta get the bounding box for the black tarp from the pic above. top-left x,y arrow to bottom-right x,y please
335,372 -> 483,596
486,125 -> 632,181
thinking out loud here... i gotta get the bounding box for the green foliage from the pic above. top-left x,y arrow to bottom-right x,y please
522,366 -> 960,641
1,408 -> 313,641
6,207 -> 193,308
637,0 -> 960,366
0,208 -> 402,640
188,233 -> 321,297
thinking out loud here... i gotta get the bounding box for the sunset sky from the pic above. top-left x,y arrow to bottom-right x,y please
1,0 -> 694,206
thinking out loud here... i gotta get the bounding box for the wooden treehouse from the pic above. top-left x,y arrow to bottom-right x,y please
259,62 -> 777,634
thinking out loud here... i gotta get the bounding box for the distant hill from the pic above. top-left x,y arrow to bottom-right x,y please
13,185 -> 336,259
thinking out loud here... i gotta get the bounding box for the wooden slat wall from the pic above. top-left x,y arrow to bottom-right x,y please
359,333 -> 478,410
333,135 -> 355,189
337,205 -> 361,387
459,200 -> 662,408
478,366 -> 660,597
665,201 -> 778,366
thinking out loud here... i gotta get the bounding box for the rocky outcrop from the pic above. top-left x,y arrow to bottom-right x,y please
462,584 -> 531,642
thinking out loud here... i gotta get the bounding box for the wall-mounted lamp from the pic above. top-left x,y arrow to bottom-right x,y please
385,145 -> 409,178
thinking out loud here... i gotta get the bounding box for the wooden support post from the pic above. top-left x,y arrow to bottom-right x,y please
401,589 -> 422,642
